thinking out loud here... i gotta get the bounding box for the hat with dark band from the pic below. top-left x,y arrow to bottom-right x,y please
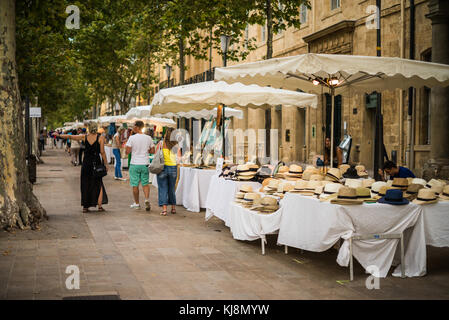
413,189 -> 438,205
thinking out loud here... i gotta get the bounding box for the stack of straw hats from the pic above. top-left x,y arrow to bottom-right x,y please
275,166 -> 290,179
325,168 -> 342,183
235,164 -> 257,181
234,184 -> 254,203
239,192 -> 262,208
302,167 -> 321,181
250,196 -> 279,214
284,164 -> 303,181
319,183 -> 343,201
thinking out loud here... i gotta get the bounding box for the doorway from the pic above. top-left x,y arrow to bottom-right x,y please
325,94 -> 342,145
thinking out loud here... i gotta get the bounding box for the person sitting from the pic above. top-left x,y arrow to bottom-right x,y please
379,160 -> 416,180
324,137 -> 343,167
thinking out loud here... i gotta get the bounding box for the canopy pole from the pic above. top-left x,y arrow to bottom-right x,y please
222,105 -> 226,158
330,87 -> 335,168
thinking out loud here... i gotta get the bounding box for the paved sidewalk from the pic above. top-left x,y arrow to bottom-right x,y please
1,149 -> 449,300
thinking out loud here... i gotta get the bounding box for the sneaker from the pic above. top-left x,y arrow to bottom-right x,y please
130,203 -> 140,209
119,178 -> 127,181
114,176 -> 120,180
144,200 -> 151,212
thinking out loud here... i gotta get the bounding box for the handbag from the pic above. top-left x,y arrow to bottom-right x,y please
149,141 -> 164,174
92,135 -> 107,178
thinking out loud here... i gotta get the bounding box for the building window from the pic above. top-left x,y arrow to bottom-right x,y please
331,0 -> 340,10
300,4 -> 307,24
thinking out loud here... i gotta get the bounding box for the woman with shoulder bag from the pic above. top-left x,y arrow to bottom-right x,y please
156,127 -> 181,216
55,122 -> 109,212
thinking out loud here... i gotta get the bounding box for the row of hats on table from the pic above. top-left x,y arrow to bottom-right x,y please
234,176 -> 449,212
221,163 -> 370,182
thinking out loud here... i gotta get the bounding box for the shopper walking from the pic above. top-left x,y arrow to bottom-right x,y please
70,129 -> 81,166
113,127 -> 126,181
125,121 -> 155,211
156,127 -> 181,216
55,122 -> 109,212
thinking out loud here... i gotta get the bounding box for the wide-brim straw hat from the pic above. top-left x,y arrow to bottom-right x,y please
239,185 -> 253,193
392,177 -> 409,190
439,185 -> 449,201
331,186 -> 363,205
403,183 -> 424,200
288,164 -> 303,174
413,189 -> 438,205
356,187 -> 377,202
426,178 -> 444,189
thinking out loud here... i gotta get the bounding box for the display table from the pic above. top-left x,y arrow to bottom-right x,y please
228,202 -> 284,254
277,193 -> 426,278
422,201 -> 449,247
153,167 -> 216,212
205,176 -> 262,226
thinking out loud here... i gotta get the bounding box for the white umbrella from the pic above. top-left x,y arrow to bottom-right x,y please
215,53 -> 449,166
153,107 -> 243,120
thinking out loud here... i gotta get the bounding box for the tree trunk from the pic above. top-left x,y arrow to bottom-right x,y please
266,0 -> 273,60
179,37 -> 185,85
0,0 -> 47,230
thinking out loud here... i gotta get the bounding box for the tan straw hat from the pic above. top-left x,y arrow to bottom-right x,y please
439,185 -> 449,201
413,189 -> 438,205
331,187 -> 364,205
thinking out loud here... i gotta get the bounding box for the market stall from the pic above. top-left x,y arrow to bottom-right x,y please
422,201 -> 449,247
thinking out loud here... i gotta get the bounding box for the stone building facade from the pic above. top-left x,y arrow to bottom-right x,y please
150,0 -> 448,177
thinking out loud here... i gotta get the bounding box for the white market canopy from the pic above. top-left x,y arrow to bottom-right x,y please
214,53 -> 449,94
153,107 -> 244,120
148,80 -> 318,115
97,115 -> 127,125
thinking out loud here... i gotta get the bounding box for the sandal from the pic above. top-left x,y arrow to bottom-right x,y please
171,208 -> 176,214
82,208 -> 89,213
98,207 -> 105,212
160,210 -> 167,216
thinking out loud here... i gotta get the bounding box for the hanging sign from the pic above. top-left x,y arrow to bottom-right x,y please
30,107 -> 41,118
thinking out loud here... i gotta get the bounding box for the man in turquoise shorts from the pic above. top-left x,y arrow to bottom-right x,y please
125,121 -> 155,211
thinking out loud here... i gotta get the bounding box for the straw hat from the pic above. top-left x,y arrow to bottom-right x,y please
262,178 -> 274,187
288,164 -> 303,174
439,185 -> 449,201
266,179 -> 280,190
362,178 -> 375,189
251,196 -> 279,213
345,179 -> 363,189
235,192 -> 245,199
247,163 -> 259,172
339,164 -> 350,175
430,184 -> 443,195
281,183 -> 295,193
378,189 -> 409,205
392,178 -> 409,190
413,189 -> 438,205
305,180 -> 323,190
386,180 -> 393,187
426,178 -> 444,189
241,192 -> 262,207
236,164 -> 250,173
412,178 -> 427,187
373,186 -> 394,200
239,185 -> 253,193
319,183 -> 343,201
370,181 -> 387,197
406,177 -> 414,185
403,183 -> 424,200
302,167 -> 320,180
325,168 -> 342,182
289,180 -> 310,193
355,165 -> 369,178
356,187 -> 377,202
310,174 -> 324,181
314,186 -> 324,197
331,187 -> 364,205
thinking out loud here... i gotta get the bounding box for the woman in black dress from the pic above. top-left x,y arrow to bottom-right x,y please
55,122 -> 109,212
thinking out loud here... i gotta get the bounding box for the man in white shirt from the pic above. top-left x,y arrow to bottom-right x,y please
125,121 -> 155,211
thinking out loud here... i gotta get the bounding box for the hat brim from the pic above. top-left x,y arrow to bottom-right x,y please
330,199 -> 364,205
377,197 -> 409,205
412,199 -> 438,205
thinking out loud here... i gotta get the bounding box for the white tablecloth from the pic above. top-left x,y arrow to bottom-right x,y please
277,193 -> 426,278
422,201 -> 449,247
205,176 -> 262,226
228,202 -> 282,242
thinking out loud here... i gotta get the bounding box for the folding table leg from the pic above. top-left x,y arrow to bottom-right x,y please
284,245 -> 288,254
261,238 -> 265,255
349,238 -> 354,281
400,234 -> 405,278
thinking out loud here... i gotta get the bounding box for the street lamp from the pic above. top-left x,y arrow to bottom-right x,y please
165,63 -> 172,88
220,34 -> 231,159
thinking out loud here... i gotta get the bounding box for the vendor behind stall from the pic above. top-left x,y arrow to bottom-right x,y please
324,137 -> 343,167
379,160 -> 415,180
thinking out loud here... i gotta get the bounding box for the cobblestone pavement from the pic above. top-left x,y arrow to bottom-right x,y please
1,148 -> 449,300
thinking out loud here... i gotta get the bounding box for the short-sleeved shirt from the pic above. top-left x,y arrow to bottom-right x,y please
125,133 -> 155,165
389,166 -> 416,180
